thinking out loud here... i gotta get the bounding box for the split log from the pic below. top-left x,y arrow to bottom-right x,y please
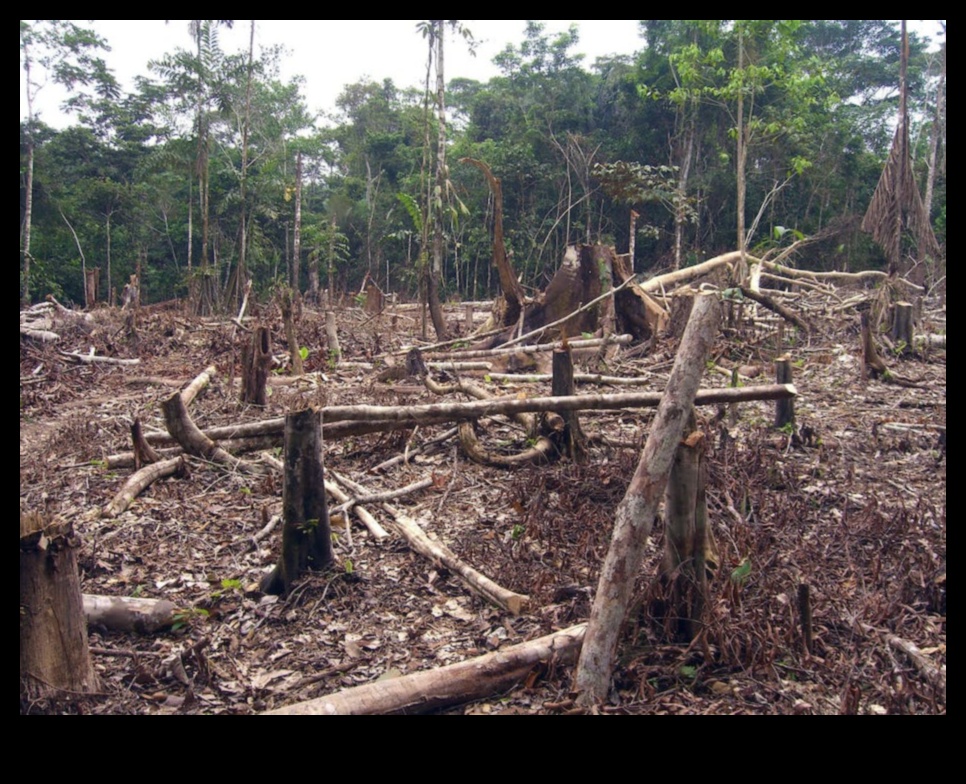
21,511 -> 98,704
102,457 -> 186,518
83,594 -> 178,634
262,623 -> 586,715
260,409 -> 334,595
575,292 -> 721,706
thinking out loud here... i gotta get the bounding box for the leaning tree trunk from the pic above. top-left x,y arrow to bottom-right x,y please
575,293 -> 721,706
260,409 -> 334,595
21,511 -> 98,708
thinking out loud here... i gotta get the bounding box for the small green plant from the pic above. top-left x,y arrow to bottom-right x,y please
171,606 -> 209,632
344,559 -> 354,575
90,459 -> 108,469
678,664 -> 698,680
299,346 -> 310,362
301,518 -> 320,533
778,422 -> 796,436
730,558 -> 752,586
483,374 -> 493,383
239,486 -> 252,496
510,524 -> 525,541
792,358 -> 806,369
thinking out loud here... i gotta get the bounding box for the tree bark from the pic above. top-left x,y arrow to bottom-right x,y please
262,623 -> 586,715
553,347 -> 586,461
241,326 -> 272,405
280,288 -> 304,375
260,409 -> 333,595
774,355 -> 795,429
21,511 -> 98,706
575,292 -> 720,706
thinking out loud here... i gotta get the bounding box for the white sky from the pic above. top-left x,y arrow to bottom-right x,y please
22,20 -> 945,130
21,20 -> 645,128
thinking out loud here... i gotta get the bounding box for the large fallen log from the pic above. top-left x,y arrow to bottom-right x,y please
141,384 -> 796,449
262,623 -> 586,715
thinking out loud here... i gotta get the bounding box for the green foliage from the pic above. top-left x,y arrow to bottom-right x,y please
730,557 -> 752,585
172,606 -> 210,631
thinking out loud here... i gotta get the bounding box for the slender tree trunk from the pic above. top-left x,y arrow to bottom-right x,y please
105,211 -> 112,305
293,150 -> 303,295
237,20 -> 255,308
924,38 -> 945,221
21,51 -> 35,307
736,24 -> 747,281
428,20 -> 450,341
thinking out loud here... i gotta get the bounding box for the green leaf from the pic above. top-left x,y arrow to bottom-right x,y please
299,346 -> 309,361
730,558 -> 752,585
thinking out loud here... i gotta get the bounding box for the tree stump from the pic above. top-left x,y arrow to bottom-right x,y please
280,287 -> 303,375
325,311 -> 341,365
667,288 -> 695,340
260,409 -> 334,595
241,326 -> 272,405
21,511 -> 98,708
774,355 -> 795,429
891,301 -> 914,356
662,410 -> 715,642
552,346 -> 587,461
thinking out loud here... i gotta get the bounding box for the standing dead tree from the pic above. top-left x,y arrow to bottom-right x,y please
575,292 -> 721,706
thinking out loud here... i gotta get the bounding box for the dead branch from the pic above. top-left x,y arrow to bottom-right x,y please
262,623 -> 586,715
458,420 -> 556,467
739,286 -> 811,333
639,251 -> 742,293
60,352 -> 140,366
430,334 -> 632,361
180,364 -> 217,406
332,477 -> 434,517
102,457 -> 185,518
331,471 -> 528,615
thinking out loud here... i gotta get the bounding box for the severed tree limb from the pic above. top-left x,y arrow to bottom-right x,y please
161,392 -> 237,466
60,352 -> 140,366
83,594 -> 178,634
458,421 -> 556,468
431,334 -> 631,361
575,292 -> 721,706
102,457 -> 186,518
262,623 -> 586,715
331,471 -> 528,615
739,286 -> 811,333
331,478 -> 434,517
323,479 -> 390,541
858,622 -> 945,705
639,251 -> 742,293
180,364 -> 217,406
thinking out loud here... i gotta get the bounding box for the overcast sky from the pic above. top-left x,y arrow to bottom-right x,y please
21,20 -> 645,128
22,20 -> 944,130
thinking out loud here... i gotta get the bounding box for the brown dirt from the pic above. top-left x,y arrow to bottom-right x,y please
20,296 -> 945,714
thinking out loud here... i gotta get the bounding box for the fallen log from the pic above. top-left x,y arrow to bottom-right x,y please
331,472 -> 528,615
739,286 -> 811,333
83,594 -> 178,634
262,623 -> 586,715
60,351 -> 140,366
143,384 -> 796,448
102,457 -> 186,518
429,334 -> 632,361
181,364 -> 217,406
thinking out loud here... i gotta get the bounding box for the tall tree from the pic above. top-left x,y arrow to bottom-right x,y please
20,20 -> 114,306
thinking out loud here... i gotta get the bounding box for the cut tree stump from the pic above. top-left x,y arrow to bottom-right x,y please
774,355 -> 795,430
552,346 -> 587,461
241,326 -> 272,405
260,408 -> 334,595
21,511 -> 98,706
891,301 -> 914,355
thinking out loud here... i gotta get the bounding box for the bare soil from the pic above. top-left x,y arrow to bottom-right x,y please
20,298 -> 946,714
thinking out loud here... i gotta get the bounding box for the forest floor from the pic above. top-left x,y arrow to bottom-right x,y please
20,294 -> 945,714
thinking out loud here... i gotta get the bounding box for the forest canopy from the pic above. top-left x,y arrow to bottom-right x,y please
20,20 -> 946,309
